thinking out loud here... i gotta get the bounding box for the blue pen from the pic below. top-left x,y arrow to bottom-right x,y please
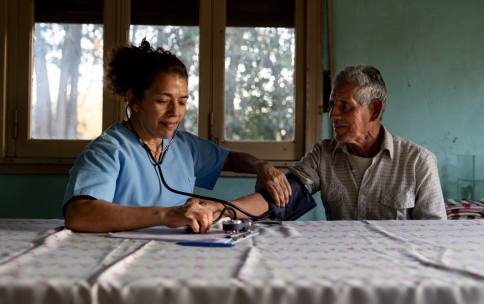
176,230 -> 257,247
176,238 -> 234,248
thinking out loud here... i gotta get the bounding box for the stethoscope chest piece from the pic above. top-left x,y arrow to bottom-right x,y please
222,219 -> 253,234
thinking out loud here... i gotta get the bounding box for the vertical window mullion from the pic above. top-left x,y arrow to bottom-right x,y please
8,0 -> 34,156
0,0 -> 5,157
304,0 -> 324,152
197,0 -> 215,139
103,0 -> 130,128
294,0 -> 305,158
2,0 -> 19,158
211,0 -> 227,145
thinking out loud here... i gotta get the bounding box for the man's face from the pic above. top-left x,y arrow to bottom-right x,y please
329,83 -> 372,144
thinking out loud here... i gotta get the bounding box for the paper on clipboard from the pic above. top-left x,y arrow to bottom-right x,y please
108,226 -> 224,241
108,226 -> 258,246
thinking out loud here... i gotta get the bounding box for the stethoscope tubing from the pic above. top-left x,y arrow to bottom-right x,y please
140,128 -> 268,221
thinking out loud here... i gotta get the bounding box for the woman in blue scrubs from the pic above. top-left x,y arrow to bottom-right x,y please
63,40 -> 290,233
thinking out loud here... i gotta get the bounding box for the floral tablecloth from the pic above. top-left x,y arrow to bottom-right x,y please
1,219 -> 483,304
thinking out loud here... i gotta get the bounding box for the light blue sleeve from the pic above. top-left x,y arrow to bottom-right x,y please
184,133 -> 230,190
63,141 -> 120,206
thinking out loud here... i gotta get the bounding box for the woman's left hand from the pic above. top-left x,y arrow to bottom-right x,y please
255,163 -> 292,207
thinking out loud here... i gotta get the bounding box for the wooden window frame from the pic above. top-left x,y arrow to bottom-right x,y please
0,0 -> 324,173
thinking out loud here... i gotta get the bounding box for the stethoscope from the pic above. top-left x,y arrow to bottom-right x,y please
125,117 -> 268,223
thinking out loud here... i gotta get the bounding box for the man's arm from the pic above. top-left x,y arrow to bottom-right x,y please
223,151 -> 291,207
65,197 -> 215,233
412,153 -> 447,219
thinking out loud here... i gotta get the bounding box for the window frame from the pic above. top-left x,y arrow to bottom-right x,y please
0,0 -> 324,173
212,0 -> 305,161
0,0 -> 7,159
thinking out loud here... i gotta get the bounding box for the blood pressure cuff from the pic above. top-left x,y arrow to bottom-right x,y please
257,173 -> 317,221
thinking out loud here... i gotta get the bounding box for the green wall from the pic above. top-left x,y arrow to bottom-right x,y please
332,0 -> 484,199
2,0 -> 484,219
0,174 -> 67,218
0,174 -> 326,220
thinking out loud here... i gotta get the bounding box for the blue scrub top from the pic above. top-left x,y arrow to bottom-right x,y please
63,123 -> 229,209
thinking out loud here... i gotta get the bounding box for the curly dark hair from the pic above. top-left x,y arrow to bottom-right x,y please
107,39 -> 188,101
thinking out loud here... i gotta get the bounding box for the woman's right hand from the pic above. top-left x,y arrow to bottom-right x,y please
161,198 -> 215,233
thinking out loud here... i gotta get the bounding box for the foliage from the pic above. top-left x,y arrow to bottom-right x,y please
32,23 -> 103,139
32,24 -> 295,141
225,27 -> 295,141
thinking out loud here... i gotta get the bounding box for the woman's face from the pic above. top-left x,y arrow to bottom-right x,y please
134,73 -> 188,139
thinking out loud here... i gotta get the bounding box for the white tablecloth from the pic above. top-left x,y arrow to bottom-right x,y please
1,219 -> 483,304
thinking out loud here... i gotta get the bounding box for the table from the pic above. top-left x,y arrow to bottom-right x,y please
1,219 -> 484,304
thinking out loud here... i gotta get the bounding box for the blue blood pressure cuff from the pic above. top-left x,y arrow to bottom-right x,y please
257,173 -> 317,220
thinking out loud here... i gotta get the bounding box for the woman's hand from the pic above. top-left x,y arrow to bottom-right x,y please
256,162 -> 292,207
161,198 -> 215,233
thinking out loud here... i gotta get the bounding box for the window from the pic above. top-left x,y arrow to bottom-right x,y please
3,0 -> 104,161
33,0 -> 104,140
214,0 -> 301,160
130,0 -> 200,135
1,0 -> 323,172
32,23 -> 103,140
224,28 -> 295,142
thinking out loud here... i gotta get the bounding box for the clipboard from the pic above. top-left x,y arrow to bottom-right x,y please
108,226 -> 258,247
176,230 -> 258,247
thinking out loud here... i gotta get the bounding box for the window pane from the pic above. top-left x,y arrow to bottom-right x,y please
130,25 -> 199,135
31,23 -> 103,140
224,27 -> 295,141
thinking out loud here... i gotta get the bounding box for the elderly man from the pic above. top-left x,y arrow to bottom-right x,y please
215,65 -> 446,220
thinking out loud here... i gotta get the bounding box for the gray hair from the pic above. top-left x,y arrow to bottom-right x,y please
333,65 -> 387,107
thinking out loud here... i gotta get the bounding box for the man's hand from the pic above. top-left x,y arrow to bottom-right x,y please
161,198 -> 214,233
255,162 -> 292,207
